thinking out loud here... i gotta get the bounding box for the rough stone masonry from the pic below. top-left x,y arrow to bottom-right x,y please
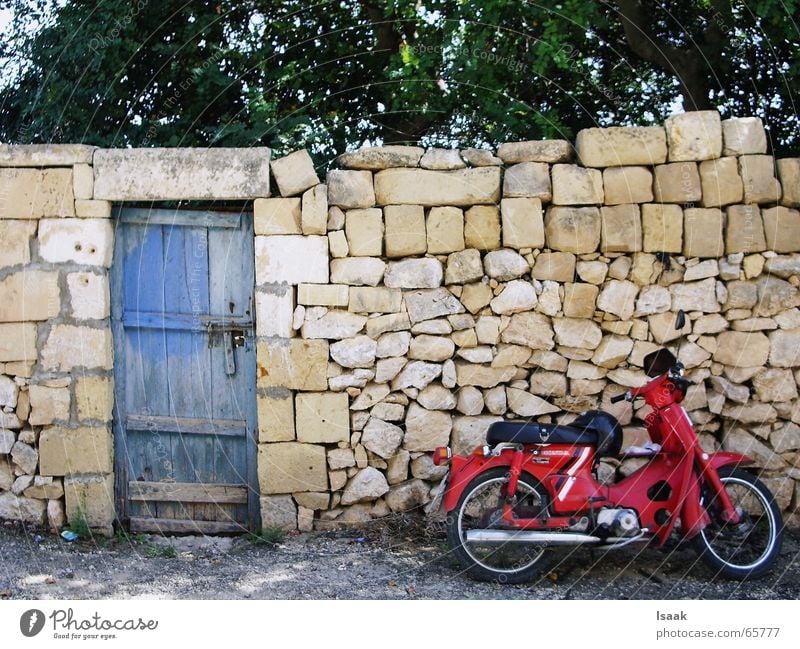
1,111 -> 800,535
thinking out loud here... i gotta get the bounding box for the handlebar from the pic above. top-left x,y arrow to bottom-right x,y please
610,391 -> 629,404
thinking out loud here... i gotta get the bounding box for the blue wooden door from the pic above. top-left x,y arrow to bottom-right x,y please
111,207 -> 259,533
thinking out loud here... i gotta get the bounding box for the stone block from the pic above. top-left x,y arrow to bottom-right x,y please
326,170 -> 375,208
0,220 -> 36,267
74,375 -> 113,422
404,403 -> 452,451
739,155 -> 781,205
544,206 -> 601,253
255,287 -> 294,337
295,392 -> 350,443
260,495 -> 297,531
665,110 -> 722,161
330,335 -> 376,368
40,325 -> 112,371
426,206 -> 464,254
257,392 -> 295,442
445,249 -> 483,285
642,203 -> 683,253
496,140 -> 573,164
576,126 -> 667,167
345,208 -> 383,256
38,218 -> 113,266
0,168 -> 74,218
501,197 -> 544,249
384,204 -> 426,257
713,331 -> 770,367
769,328 -> 800,368
258,442 -> 328,494
652,162 -> 702,203
464,205 -> 501,250
600,204 -> 641,253
0,270 -> 60,322
384,258 -> 443,289
725,205 -> 766,254
461,148 -> 503,166
699,157 -> 743,207
420,148 -> 465,170
0,492 -> 46,525
301,184 -> 328,235
348,287 -> 401,313
302,309 -> 366,339
507,388 -> 560,417
74,200 -> 111,218
374,167 -> 500,206
257,339 -> 329,391
602,166 -> 653,205
563,283 -> 599,318
722,117 -> 767,156
72,163 -> 93,199
94,147 -> 271,200
683,208 -> 724,258
0,143 -> 94,166
28,385 -> 70,426
67,271 -> 110,320
597,279 -> 639,320
336,146 -> 423,169
502,162 -> 551,201
553,317 -> 602,349
254,197 -> 302,235
330,257 -> 386,286
297,284 -> 349,307
670,277 -> 719,313
490,280 -> 536,315
64,474 -> 115,533
39,426 -> 112,475
405,288 -> 464,324
763,206 -> 800,253
777,159 -> 800,207
255,235 -> 328,285
532,251 -> 575,282
328,229 -> 349,258
0,322 -> 37,362
551,164 -> 603,205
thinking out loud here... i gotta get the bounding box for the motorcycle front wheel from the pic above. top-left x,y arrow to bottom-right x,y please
692,467 -> 783,580
446,467 -> 552,583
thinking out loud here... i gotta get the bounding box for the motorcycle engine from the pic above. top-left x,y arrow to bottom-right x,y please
596,508 -> 640,537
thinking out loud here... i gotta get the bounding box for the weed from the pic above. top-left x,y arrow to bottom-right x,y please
66,504 -> 91,538
250,525 -> 286,546
144,544 -> 178,559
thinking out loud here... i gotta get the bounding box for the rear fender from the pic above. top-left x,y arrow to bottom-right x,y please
442,453 -> 514,512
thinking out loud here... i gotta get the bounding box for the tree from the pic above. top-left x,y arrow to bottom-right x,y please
1,0 -> 797,160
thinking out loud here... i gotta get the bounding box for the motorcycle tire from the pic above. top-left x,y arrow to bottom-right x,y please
691,467 -> 783,580
446,467 -> 553,584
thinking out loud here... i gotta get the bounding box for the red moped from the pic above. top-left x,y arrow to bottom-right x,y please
433,312 -> 783,583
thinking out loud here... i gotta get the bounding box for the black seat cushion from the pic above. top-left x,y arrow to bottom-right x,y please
486,421 -> 598,446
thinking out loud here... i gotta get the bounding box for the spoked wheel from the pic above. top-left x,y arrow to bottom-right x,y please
692,467 -> 783,580
446,467 -> 551,583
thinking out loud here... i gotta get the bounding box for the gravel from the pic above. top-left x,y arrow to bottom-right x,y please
1,518 -> 798,600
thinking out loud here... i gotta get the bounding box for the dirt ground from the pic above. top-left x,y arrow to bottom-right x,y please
1,517 -> 799,600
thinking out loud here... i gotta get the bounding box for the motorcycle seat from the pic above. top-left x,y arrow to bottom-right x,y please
486,410 -> 623,457
486,421 -> 598,446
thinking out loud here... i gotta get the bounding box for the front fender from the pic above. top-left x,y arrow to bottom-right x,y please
706,451 -> 753,470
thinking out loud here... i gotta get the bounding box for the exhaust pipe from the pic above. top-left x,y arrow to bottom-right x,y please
464,529 -> 649,546
465,530 -> 602,545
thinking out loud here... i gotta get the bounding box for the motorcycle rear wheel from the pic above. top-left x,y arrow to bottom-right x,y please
692,467 -> 783,580
446,467 -> 552,584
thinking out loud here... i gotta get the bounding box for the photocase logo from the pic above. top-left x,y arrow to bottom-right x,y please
20,609 -> 45,637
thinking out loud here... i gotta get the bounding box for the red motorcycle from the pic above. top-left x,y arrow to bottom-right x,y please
433,312 -> 783,583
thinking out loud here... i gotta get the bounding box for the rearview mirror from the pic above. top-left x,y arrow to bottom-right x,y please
675,310 -> 686,330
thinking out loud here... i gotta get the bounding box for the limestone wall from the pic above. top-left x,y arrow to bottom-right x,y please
0,144 -> 116,534
257,111 -> 800,531
1,111 -> 800,536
